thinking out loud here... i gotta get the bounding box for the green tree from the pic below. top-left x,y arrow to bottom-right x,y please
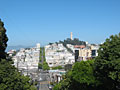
53,71 -> 72,90
39,51 -> 42,61
38,63 -> 42,69
53,60 -> 98,90
0,59 -> 37,90
52,66 -> 63,70
94,33 -> 120,90
0,19 -> 8,60
64,64 -> 72,71
69,60 -> 98,90
43,61 -> 50,70
43,47 -> 45,55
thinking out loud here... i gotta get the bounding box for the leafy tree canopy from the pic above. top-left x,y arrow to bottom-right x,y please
52,66 -> 63,70
0,59 -> 36,90
43,61 -> 50,70
60,38 -> 86,46
0,19 -> 8,60
53,60 -> 98,90
94,33 -> 120,90
38,63 -> 42,69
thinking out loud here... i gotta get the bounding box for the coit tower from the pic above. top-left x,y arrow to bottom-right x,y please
71,32 -> 73,40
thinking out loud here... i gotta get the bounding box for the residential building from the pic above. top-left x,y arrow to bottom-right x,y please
11,43 -> 40,76
45,43 -> 75,67
75,43 -> 99,62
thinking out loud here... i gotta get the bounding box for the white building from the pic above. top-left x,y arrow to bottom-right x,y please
12,43 -> 40,76
45,43 -> 75,67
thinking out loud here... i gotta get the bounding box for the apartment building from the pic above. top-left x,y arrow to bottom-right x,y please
45,43 -> 75,67
75,44 -> 99,62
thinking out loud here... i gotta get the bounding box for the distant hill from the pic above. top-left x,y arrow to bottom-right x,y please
61,38 -> 86,53
6,45 -> 33,52
48,38 -> 86,53
49,38 -> 86,46
59,38 -> 86,46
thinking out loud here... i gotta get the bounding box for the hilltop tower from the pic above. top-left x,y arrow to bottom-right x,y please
71,32 -> 73,40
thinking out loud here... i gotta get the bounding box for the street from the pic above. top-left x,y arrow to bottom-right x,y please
39,82 -> 49,90
38,48 -> 50,90
37,71 -> 50,90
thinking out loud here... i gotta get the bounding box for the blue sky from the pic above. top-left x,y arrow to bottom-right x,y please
0,0 -> 120,46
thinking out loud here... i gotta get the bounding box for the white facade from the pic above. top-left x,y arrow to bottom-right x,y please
45,43 -> 75,67
12,43 -> 40,73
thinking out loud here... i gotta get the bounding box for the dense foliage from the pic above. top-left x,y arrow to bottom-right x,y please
0,19 -> 8,60
39,48 -> 42,61
94,33 -> 120,90
52,66 -> 63,70
43,47 -> 45,57
38,63 -> 42,69
43,61 -> 50,70
53,60 -> 97,90
59,38 -> 86,46
64,64 -> 72,71
53,33 -> 120,90
0,59 -> 36,90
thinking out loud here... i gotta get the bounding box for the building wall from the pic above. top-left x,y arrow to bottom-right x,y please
75,46 -> 99,62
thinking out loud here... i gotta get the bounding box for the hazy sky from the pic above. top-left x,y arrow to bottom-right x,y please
0,0 -> 120,46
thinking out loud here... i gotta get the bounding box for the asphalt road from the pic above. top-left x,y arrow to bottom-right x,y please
39,83 -> 49,90
37,70 -> 50,90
